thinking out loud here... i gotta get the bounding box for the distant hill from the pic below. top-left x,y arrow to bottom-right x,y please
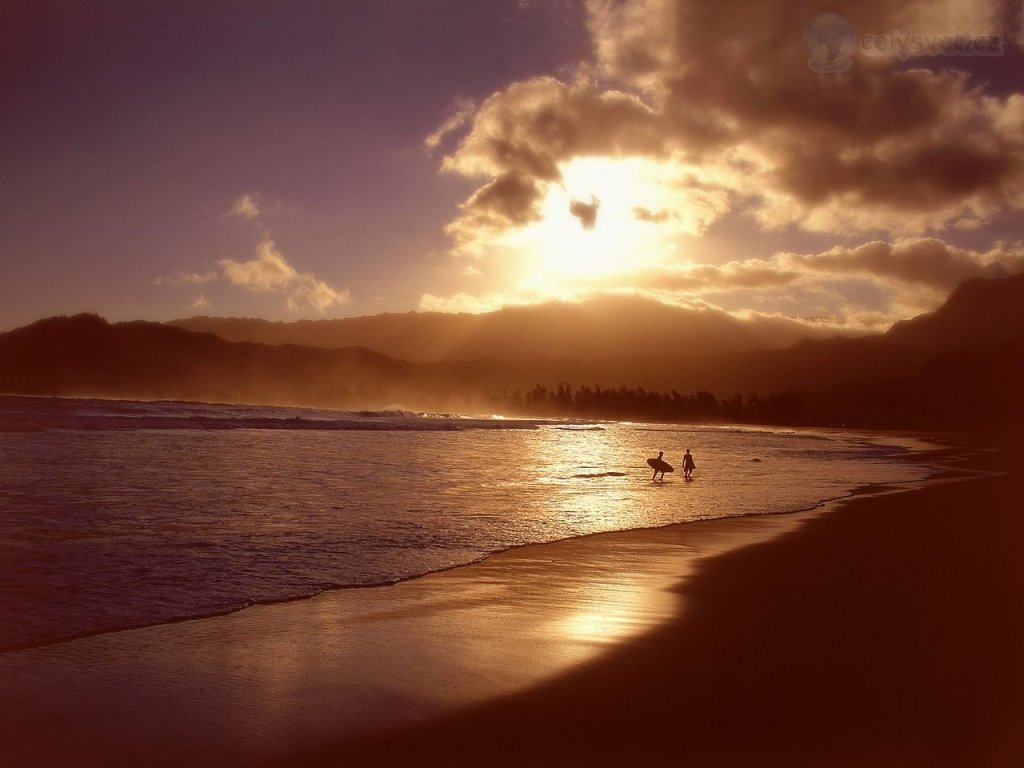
0,314 -> 431,408
885,272 -> 1024,350
4,272 -> 1023,431
171,295 -> 837,363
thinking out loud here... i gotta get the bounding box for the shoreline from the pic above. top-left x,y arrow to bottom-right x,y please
0,428 -> 933,663
0,489 -> 835,767
284,444 -> 1024,767
1,428 -> 936,656
1,438 -> 1012,767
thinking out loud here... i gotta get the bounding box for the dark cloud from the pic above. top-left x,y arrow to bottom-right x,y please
455,171 -> 545,234
440,0 -> 1023,239
633,206 -> 670,222
791,238 -> 1024,290
611,0 -> 1023,228
569,197 -> 600,229
443,77 -> 665,177
425,0 -> 1024,329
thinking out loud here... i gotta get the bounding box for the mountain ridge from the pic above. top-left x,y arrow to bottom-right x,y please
2,272 -> 1023,429
885,272 -> 1024,350
0,313 -> 423,408
170,295 -> 846,363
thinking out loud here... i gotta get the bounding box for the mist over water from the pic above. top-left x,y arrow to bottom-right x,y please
0,396 -> 930,651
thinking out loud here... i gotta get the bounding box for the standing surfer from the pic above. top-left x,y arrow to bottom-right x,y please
683,448 -> 696,479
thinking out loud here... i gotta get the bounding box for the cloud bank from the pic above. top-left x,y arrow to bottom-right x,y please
597,238 -> 1024,329
424,0 -> 1024,329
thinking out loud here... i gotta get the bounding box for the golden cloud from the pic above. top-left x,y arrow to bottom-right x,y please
435,0 -> 1022,247
219,238 -> 349,314
421,0 -> 1023,329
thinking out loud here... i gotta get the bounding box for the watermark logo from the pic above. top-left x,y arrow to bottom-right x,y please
805,13 -> 856,73
861,30 -> 1004,60
805,12 -> 1005,73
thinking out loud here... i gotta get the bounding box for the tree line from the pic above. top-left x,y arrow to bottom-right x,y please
490,384 -> 808,425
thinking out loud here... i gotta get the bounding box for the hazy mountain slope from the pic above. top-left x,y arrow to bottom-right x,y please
5,271 -> 1024,429
171,312 -> 482,364
171,295 -> 835,363
885,272 -> 1024,350
0,314 -> 419,408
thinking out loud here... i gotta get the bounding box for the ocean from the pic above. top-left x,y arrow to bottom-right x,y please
0,395 -> 932,652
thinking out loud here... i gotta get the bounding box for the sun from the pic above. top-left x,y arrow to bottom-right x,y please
505,156 -> 688,293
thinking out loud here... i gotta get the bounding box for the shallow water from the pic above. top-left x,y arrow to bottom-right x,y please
0,395 -> 930,650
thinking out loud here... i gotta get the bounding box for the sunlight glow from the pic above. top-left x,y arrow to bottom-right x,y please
559,578 -> 668,647
505,157 -> 693,292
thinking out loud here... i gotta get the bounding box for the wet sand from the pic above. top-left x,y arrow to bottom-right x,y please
288,446 -> 1024,767
0,487 -> 816,767
2,445 -> 1021,767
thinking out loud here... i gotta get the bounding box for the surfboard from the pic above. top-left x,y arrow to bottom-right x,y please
647,457 -> 674,473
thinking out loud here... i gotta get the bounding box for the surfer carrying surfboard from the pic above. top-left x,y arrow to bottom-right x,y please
647,451 -> 673,481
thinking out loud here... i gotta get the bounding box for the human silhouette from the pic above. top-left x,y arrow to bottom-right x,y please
648,451 -> 672,481
683,448 -> 696,479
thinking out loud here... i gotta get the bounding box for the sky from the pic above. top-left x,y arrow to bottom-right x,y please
2,0 -> 1023,332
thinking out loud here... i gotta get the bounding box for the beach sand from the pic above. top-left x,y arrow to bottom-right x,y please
2,444 -> 1021,767
0,486 -> 814,767
287,446 -> 1024,768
